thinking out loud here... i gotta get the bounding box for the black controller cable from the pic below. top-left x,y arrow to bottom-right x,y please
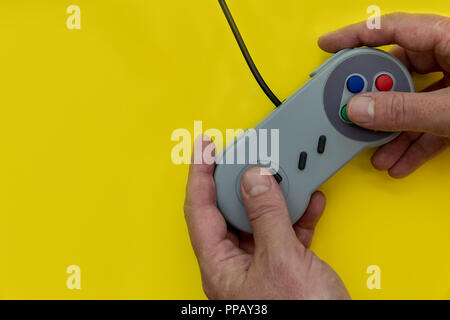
218,0 -> 282,107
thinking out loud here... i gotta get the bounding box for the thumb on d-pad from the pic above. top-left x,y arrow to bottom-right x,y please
240,167 -> 298,254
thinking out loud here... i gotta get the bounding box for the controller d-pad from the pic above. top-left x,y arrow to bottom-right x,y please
272,172 -> 283,184
235,163 -> 290,204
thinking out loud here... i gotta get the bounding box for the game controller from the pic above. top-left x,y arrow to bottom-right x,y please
214,48 -> 415,233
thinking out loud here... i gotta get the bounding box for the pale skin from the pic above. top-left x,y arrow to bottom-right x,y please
184,13 -> 450,300
320,13 -> 450,177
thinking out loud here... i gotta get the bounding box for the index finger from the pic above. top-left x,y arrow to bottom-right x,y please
184,136 -> 229,261
318,13 -> 448,53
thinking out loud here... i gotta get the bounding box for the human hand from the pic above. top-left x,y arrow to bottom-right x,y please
319,13 -> 450,178
184,136 -> 350,300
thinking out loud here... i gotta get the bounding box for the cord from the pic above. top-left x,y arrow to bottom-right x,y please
218,0 -> 282,107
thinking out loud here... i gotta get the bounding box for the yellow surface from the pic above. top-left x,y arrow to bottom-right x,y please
0,0 -> 449,299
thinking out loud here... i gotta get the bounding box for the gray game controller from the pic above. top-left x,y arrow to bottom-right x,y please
214,48 -> 415,233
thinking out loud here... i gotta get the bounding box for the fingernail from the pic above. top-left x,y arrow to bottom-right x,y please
242,168 -> 271,197
348,97 -> 375,123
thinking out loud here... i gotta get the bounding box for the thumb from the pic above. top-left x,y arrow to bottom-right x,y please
240,167 -> 298,254
347,89 -> 450,137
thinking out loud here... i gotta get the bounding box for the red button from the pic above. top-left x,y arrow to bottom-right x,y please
376,74 -> 394,91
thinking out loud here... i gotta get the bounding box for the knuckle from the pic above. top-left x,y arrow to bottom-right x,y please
247,198 -> 285,223
438,36 -> 450,63
434,16 -> 450,36
443,37 -> 450,57
434,17 -> 450,69
411,140 -> 431,159
386,12 -> 407,21
383,94 -> 407,127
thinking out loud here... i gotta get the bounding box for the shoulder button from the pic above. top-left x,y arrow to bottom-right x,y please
309,48 -> 353,78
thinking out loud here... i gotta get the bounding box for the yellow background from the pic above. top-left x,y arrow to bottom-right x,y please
0,0 -> 449,299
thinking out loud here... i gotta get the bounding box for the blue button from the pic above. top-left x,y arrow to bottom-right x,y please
346,75 -> 365,93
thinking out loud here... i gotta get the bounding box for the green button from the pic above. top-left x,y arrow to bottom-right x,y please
341,105 -> 350,122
